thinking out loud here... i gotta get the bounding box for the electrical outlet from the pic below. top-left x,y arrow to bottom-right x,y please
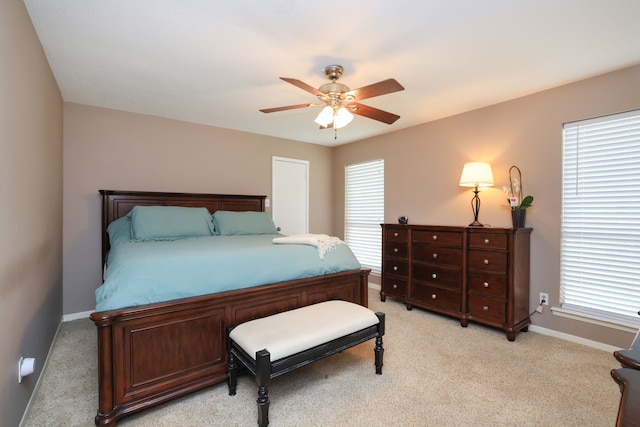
539,292 -> 549,306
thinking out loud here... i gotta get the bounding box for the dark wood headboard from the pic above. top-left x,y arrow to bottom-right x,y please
99,189 -> 266,262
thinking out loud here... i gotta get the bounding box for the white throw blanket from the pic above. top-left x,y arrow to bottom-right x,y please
273,234 -> 345,259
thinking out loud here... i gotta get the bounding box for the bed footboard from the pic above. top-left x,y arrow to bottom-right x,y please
90,269 -> 369,426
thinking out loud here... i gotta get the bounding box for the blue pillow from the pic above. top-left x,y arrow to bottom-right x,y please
130,206 -> 215,241
107,216 -> 132,247
213,211 -> 278,236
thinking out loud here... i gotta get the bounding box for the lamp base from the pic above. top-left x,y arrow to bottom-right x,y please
467,185 -> 486,227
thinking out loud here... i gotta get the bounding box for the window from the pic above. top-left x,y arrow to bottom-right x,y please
345,159 -> 384,274
561,110 -> 640,327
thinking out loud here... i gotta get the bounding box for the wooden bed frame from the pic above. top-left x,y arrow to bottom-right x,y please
90,190 -> 370,426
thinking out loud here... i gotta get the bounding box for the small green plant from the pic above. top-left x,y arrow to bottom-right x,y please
517,195 -> 534,210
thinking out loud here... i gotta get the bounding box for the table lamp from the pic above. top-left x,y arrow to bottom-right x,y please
459,162 -> 494,227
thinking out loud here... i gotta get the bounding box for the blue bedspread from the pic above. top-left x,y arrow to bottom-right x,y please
95,234 -> 361,311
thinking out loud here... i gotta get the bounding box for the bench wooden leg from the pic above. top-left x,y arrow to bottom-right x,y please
227,326 -> 238,396
375,336 -> 384,375
256,349 -> 271,427
228,351 -> 238,396
375,312 -> 385,375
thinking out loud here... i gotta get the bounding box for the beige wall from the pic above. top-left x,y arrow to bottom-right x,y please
63,103 -> 334,313
0,1 -> 63,425
64,66 -> 640,348
333,64 -> 640,348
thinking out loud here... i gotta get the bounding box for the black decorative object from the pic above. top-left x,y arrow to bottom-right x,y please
398,216 -> 408,225
511,210 -> 526,229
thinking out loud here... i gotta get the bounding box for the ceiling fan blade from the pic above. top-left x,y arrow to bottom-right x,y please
280,78 -> 322,96
350,102 -> 401,124
349,79 -> 404,101
260,103 -> 314,113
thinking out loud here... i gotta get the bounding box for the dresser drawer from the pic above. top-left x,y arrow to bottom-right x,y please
382,275 -> 407,297
468,250 -> 508,273
412,263 -> 461,288
413,244 -> 462,266
468,295 -> 506,324
468,232 -> 508,250
384,227 -> 409,242
384,240 -> 408,258
383,258 -> 409,277
411,282 -> 460,311
413,229 -> 462,247
467,272 -> 507,298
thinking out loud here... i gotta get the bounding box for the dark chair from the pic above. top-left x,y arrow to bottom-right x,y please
614,311 -> 640,370
611,368 -> 640,426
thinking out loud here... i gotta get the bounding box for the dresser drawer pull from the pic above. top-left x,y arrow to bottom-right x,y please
483,305 -> 489,311
432,253 -> 438,259
431,273 -> 437,279
431,294 -> 437,300
393,232 -> 398,237
432,235 -> 438,241
484,238 -> 490,244
393,266 -> 398,271
394,248 -> 399,253
484,259 -> 489,265
483,282 -> 489,288
393,284 -> 398,289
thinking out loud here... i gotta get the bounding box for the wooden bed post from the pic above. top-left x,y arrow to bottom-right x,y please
91,314 -> 115,426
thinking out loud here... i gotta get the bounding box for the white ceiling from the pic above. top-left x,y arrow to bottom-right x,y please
24,1 -> 640,146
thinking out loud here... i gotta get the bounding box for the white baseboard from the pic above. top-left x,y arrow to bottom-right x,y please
528,325 -> 619,353
19,321 -> 62,427
62,310 -> 93,322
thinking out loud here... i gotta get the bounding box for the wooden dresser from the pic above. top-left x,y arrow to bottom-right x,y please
381,224 -> 532,341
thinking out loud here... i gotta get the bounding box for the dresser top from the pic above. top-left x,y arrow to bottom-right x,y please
381,223 -> 532,234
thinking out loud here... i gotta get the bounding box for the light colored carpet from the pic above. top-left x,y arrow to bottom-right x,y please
23,292 -> 621,426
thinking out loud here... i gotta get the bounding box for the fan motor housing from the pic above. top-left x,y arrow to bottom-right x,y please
318,82 -> 350,96
323,65 -> 344,81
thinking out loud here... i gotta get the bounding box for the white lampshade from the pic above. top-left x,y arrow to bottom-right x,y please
459,162 -> 494,187
314,106 -> 334,127
333,107 -> 354,129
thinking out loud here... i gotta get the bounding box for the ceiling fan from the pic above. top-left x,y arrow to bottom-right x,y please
260,65 -> 404,135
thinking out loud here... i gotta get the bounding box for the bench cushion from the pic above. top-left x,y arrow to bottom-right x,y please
229,300 -> 379,362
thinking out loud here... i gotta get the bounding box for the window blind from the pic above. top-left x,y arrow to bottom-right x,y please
561,110 -> 640,325
345,159 -> 384,274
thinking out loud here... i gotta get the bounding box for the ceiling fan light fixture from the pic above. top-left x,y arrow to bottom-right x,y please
333,107 -> 354,129
261,64 -> 405,136
314,105 -> 334,127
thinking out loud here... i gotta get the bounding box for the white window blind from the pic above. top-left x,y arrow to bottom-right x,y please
561,110 -> 640,326
345,159 -> 384,274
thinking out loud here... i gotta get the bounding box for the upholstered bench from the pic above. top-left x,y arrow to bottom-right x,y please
227,300 -> 385,427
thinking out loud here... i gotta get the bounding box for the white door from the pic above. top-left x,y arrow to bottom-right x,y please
272,156 -> 309,235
